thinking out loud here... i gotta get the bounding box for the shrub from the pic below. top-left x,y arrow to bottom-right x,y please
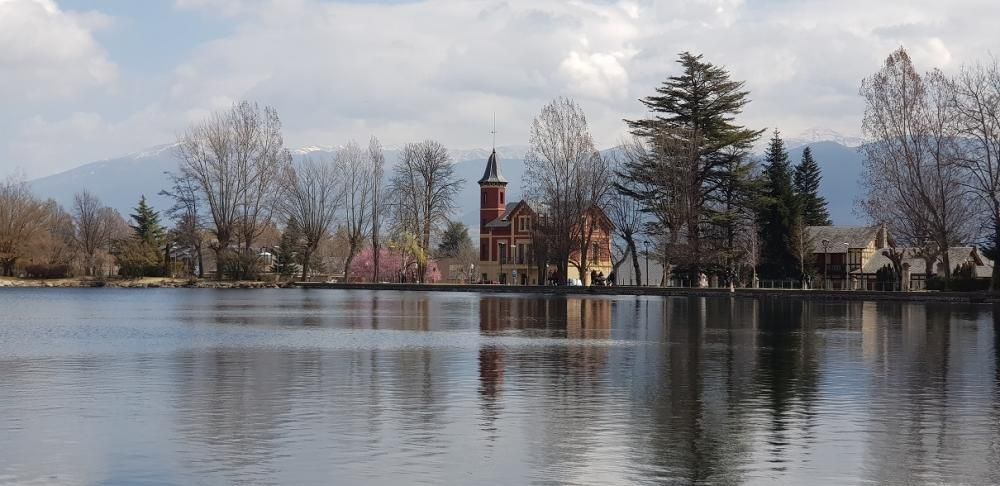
116,239 -> 167,278
219,250 -> 264,280
23,264 -> 70,279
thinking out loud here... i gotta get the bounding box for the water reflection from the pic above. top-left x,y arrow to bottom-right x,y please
0,289 -> 998,484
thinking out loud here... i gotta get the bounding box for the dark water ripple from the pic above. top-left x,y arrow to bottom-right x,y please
1,289 -> 1000,484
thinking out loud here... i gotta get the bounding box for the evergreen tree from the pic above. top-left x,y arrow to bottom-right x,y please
130,195 -> 165,245
794,147 -> 832,226
274,219 -> 303,279
620,52 -> 763,282
757,131 -> 800,279
436,221 -> 472,259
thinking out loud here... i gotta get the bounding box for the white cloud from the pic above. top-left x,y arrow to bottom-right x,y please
0,0 -> 117,101
5,0 -> 1000,178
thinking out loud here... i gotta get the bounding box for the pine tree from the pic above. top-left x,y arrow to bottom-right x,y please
436,221 -> 472,258
793,147 -> 832,226
757,130 -> 800,279
130,195 -> 165,245
274,219 -> 303,279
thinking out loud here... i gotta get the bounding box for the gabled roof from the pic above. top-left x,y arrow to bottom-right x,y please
806,226 -> 882,253
484,202 -> 520,228
861,246 -> 995,276
477,149 -> 507,185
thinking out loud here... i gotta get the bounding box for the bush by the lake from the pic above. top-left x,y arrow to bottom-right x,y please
23,264 -> 71,279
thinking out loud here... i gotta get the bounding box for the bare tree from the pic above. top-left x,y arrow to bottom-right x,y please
280,157 -> 342,281
0,176 -> 50,276
952,58 -> 1000,290
608,151 -> 644,285
388,140 -> 464,282
859,47 -> 975,284
338,141 -> 373,278
176,101 -> 291,279
161,171 -> 205,278
523,97 -> 612,285
368,136 -> 386,282
72,191 -> 119,277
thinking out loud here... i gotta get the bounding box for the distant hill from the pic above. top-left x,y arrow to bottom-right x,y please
29,139 -> 864,232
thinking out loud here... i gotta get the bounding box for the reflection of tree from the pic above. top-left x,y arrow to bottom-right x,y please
171,349 -> 322,485
858,302 -> 1000,484
477,346 -> 504,437
752,299 -> 821,469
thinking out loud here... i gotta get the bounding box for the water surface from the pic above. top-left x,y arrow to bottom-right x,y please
1,289 -> 999,485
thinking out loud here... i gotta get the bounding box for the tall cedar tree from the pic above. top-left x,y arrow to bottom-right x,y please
621,52 -> 762,281
758,131 -> 800,279
793,147 -> 832,226
130,195 -> 165,245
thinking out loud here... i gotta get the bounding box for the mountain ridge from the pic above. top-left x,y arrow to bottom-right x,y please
30,137 -> 863,232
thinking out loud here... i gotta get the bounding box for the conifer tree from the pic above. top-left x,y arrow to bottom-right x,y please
620,52 -> 762,283
436,221 -> 472,259
757,130 -> 800,279
130,195 -> 165,245
794,147 -> 832,226
274,218 -> 303,279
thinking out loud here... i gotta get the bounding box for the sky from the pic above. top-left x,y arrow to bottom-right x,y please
1,0 -> 998,179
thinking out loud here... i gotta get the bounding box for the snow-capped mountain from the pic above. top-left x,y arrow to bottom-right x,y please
786,127 -> 864,149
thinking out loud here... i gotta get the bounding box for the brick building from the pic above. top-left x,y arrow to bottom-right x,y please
476,150 -> 613,285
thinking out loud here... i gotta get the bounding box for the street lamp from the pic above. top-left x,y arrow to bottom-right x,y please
643,240 -> 650,287
821,239 -> 830,290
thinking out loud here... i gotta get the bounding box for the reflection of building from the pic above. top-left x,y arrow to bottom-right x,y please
565,298 -> 613,340
476,150 -> 613,285
478,296 -> 611,337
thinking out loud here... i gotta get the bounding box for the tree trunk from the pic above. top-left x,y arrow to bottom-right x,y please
343,242 -> 358,283
372,242 -> 380,283
214,247 -> 224,281
301,248 -> 311,282
627,238 -> 641,287
196,245 -> 204,279
993,223 -> 1000,292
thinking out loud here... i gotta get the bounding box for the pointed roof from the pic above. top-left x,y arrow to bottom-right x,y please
478,149 -> 507,185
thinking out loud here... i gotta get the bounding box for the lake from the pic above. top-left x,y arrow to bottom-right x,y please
0,289 -> 998,485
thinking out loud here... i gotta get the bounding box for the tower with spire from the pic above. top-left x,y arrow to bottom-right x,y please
478,149 -> 507,229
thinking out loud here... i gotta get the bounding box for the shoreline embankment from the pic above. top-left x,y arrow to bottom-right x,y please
295,282 -> 1000,304
4,278 -> 998,304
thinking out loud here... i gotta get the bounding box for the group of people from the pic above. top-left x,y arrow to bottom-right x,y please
545,269 -> 618,286
590,270 -> 616,287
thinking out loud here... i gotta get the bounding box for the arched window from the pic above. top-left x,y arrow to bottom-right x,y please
500,191 -> 504,204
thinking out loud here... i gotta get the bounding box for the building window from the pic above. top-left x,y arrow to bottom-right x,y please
498,242 -> 507,264
848,249 -> 862,271
482,191 -> 486,205
518,244 -> 526,264
591,243 -> 600,263
500,192 -> 504,204
480,239 -> 488,260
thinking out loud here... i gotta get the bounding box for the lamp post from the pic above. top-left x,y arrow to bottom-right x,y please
821,239 -> 830,290
643,240 -> 650,287
840,241 -> 850,289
